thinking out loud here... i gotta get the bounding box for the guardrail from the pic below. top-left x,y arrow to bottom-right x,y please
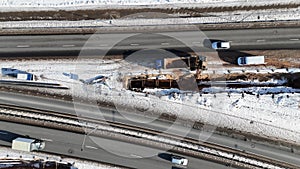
0,80 -> 69,89
2,19 -> 300,30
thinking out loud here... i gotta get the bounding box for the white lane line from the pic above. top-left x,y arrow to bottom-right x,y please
130,43 -> 139,46
16,45 -> 30,48
161,42 -> 170,46
41,138 -> 53,142
62,44 -> 75,47
290,38 -> 299,41
130,154 -> 143,158
0,131 -> 7,135
256,39 -> 266,42
99,44 -> 108,47
85,145 -> 98,150
192,41 -> 201,44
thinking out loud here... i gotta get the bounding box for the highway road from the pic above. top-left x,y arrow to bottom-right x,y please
0,91 -> 300,167
1,27 -> 300,168
0,28 -> 300,57
0,121 -> 236,169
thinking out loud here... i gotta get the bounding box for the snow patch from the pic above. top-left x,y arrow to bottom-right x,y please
1,58 -> 300,145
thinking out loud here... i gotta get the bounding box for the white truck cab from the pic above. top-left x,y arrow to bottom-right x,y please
237,55 -> 265,66
171,155 -> 188,167
12,137 -> 45,152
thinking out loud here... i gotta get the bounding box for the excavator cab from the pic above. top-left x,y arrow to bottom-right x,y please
190,55 -> 207,71
198,56 -> 207,70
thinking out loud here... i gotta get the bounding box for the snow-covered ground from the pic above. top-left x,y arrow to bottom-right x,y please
0,0 -> 299,28
0,0 -> 298,11
0,115 -> 285,169
0,146 -> 124,169
0,58 -> 300,146
1,6 -> 300,29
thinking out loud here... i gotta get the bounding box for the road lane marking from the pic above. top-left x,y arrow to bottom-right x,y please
130,154 -> 143,158
99,44 -> 108,47
85,145 -> 98,150
62,44 -> 75,47
130,43 -> 139,46
161,42 -> 169,46
41,138 -> 53,142
290,38 -> 299,41
256,39 -> 266,42
192,41 -> 201,44
16,45 -> 30,48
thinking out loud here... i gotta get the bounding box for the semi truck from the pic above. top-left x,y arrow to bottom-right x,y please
12,137 -> 45,152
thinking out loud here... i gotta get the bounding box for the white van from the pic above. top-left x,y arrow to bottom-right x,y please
237,56 -> 265,66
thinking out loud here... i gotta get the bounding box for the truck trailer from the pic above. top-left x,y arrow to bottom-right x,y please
237,56 -> 265,66
12,137 -> 45,152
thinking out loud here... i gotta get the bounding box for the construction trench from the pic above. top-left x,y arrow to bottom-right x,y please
126,72 -> 300,91
125,56 -> 300,92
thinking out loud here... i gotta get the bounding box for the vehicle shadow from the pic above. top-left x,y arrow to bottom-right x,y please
203,39 -> 212,49
217,50 -> 254,65
0,130 -> 27,143
172,167 -> 184,169
122,48 -> 192,59
122,48 -> 194,69
158,152 -> 172,162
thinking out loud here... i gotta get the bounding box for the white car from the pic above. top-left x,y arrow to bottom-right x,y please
211,41 -> 230,50
171,156 -> 188,166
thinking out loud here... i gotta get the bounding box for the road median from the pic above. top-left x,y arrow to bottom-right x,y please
1,20 -> 300,35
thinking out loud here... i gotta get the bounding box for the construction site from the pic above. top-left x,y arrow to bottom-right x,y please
124,53 -> 300,92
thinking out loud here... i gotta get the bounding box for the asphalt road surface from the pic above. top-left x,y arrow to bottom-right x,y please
0,28 -> 300,57
1,27 -> 300,168
0,91 -> 299,167
0,121 -> 237,169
